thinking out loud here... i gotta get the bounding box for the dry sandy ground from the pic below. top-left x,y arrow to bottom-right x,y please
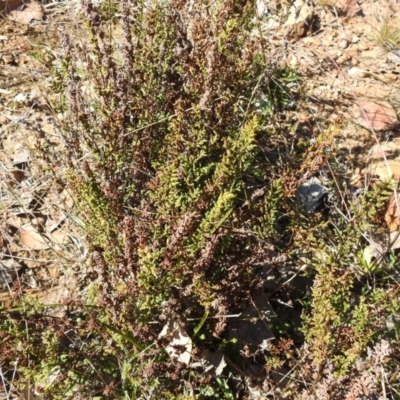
0,1 -> 87,311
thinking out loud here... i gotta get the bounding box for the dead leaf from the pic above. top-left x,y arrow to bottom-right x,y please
354,99 -> 399,132
384,194 -> 400,231
36,279 -> 71,317
368,160 -> 400,182
199,349 -> 227,376
19,225 -> 49,250
350,167 -> 365,188
60,188 -> 75,209
159,319 -> 192,366
19,225 -> 74,250
50,232 -> 73,246
0,0 -> 44,24
370,231 -> 400,256
9,169 -> 26,183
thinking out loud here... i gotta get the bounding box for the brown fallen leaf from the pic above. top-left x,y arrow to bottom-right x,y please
36,281 -> 70,317
19,225 -> 73,250
198,349 -> 227,376
368,160 -> 400,182
354,99 -> 399,132
0,0 -> 44,24
9,169 -> 26,183
19,225 -> 49,250
384,194 -> 400,232
60,188 -> 75,209
159,319 -> 193,366
50,232 -> 73,246
370,230 -> 400,256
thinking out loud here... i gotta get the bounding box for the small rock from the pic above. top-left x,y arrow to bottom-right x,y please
337,53 -> 351,64
347,67 -> 369,78
246,364 -> 265,378
388,50 -> 400,65
322,39 -> 332,47
1,54 -> 15,65
351,35 -> 360,43
354,99 -> 399,131
228,295 -> 275,347
297,177 -> 329,213
289,56 -> 298,66
335,0 -> 361,16
285,0 -> 315,39
14,93 -> 28,103
368,140 -> 400,160
339,39 -> 349,49
351,58 -> 358,66
13,145 -> 30,169
358,41 -> 370,51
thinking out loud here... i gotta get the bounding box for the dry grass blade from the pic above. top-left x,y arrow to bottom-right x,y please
372,17 -> 400,51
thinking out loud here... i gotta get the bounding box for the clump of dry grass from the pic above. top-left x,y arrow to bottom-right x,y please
372,16 -> 400,50
315,0 -> 336,8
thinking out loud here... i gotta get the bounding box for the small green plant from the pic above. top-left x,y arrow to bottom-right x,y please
254,66 -> 301,117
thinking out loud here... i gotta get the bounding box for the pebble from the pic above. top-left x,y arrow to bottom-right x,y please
347,67 -> 369,77
388,50 -> 400,65
321,39 -> 331,47
339,39 -> 349,49
337,53 -> 351,64
358,41 -> 370,51
1,54 -> 14,64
